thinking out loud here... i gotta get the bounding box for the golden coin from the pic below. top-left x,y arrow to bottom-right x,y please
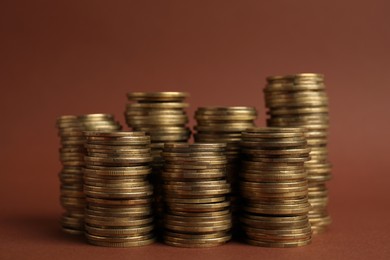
243,203 -> 310,215
127,92 -> 188,101
87,237 -> 155,247
165,197 -> 227,204
166,201 -> 230,212
85,216 -> 153,227
84,189 -> 153,199
165,213 -> 231,223
247,156 -> 310,163
164,163 -> 226,170
241,190 -> 308,199
85,225 -> 153,236
194,123 -> 254,132
164,187 -> 230,198
164,218 -> 231,227
84,155 -> 152,165
86,197 -> 152,206
86,208 -> 152,218
241,140 -> 307,148
84,165 -> 151,177
168,209 -> 230,217
163,234 -> 231,247
126,102 -> 189,110
245,237 -> 311,247
164,222 -> 231,233
164,231 -> 229,239
241,215 -> 309,229
60,197 -> 86,209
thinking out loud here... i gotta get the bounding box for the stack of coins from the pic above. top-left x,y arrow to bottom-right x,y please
264,73 -> 331,234
83,131 -> 155,247
80,113 -> 122,132
161,143 -> 232,247
57,115 -> 86,235
193,107 -> 257,225
239,127 -> 312,248
56,114 -> 122,235
125,92 -> 191,232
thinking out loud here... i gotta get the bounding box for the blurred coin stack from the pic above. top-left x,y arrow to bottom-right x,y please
56,115 -> 86,235
264,73 -> 331,234
83,131 -> 155,247
239,127 -> 312,247
56,114 -> 122,235
125,92 -> 191,231
161,143 -> 232,247
193,107 -> 257,226
80,113 -> 122,132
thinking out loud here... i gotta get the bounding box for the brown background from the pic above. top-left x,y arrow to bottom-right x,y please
1,0 -> 389,259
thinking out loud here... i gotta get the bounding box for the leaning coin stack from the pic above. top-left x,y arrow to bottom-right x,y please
83,131 -> 155,247
239,127 -> 312,248
56,114 -> 122,235
264,73 -> 331,234
193,107 -> 257,225
80,113 -> 122,132
125,92 -> 191,232
56,115 -> 87,235
161,143 -> 232,248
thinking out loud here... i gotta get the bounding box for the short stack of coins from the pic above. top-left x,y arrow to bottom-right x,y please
264,73 -> 331,234
56,115 -> 86,235
83,131 -> 155,247
56,114 -> 122,235
125,92 -> 191,232
193,107 -> 257,228
161,143 -> 232,247
239,127 -> 312,248
80,113 -> 122,132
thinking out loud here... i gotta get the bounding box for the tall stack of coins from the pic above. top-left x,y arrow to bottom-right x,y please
193,107 -> 257,226
161,143 -> 232,247
56,114 -> 122,235
83,131 -> 155,247
56,115 -> 86,235
239,127 -> 312,248
264,73 -> 331,234
125,92 -> 191,231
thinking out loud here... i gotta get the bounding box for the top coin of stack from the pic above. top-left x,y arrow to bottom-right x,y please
56,114 -> 122,235
83,131 -> 155,247
264,73 -> 331,234
161,143 -> 232,248
239,127 -> 312,248
193,107 -> 257,222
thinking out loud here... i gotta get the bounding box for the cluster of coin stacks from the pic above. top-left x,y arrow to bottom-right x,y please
264,73 -> 331,234
83,131 -> 155,247
125,92 -> 191,232
56,114 -> 122,235
239,127 -> 312,248
161,143 -> 232,248
193,107 -> 257,228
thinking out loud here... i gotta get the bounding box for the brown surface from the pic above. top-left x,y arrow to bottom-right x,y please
1,0 -> 389,259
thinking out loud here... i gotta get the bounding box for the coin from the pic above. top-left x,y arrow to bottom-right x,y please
127,92 -> 189,102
